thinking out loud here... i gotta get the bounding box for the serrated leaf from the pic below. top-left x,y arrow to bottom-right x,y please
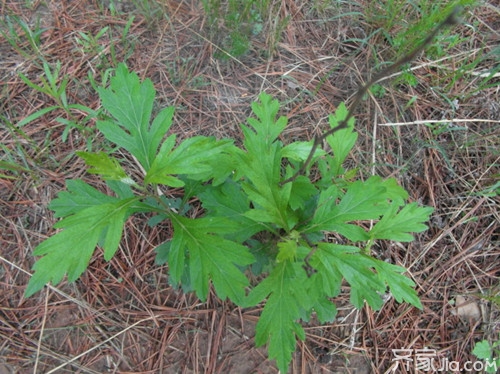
97,63 -> 175,171
49,179 -> 118,218
281,140 -> 325,162
331,177 -> 388,221
370,203 -> 434,242
238,130 -> 295,229
325,102 -> 357,175
311,243 -> 421,310
106,180 -> 135,199
162,176 -> 186,187
313,244 -> 386,309
76,151 -> 128,181
154,240 -> 170,265
309,247 -> 344,297
277,239 -> 297,262
371,259 -> 422,309
198,180 -> 265,242
472,339 -> 500,372
245,261 -> 308,373
232,93 -> 301,230
145,136 -> 233,186
168,215 -> 254,303
289,176 -> 318,211
324,223 -> 370,242
25,197 -> 141,297
311,296 -> 337,323
308,177 -> 390,234
378,177 -> 409,206
472,340 -> 492,360
248,93 -> 287,146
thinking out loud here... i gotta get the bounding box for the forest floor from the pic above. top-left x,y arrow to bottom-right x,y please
1,1 -> 499,373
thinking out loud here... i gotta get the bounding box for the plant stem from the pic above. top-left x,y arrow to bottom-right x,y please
281,7 -> 460,186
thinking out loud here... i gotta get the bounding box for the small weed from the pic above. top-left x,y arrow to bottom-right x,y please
364,0 -> 477,88
100,0 -> 121,16
17,60 -> 98,145
74,27 -> 109,56
87,66 -> 115,92
201,0 -> 283,58
0,14 -> 46,58
369,83 -> 386,98
425,121 -> 468,137
308,0 -> 345,17
472,337 -> 500,373
108,15 -> 137,66
73,16 -> 136,68
165,56 -> 209,89
0,145 -> 32,181
366,0 -> 475,57
102,0 -> 167,26
131,0 -> 166,25
462,49 -> 500,99
0,115 -> 50,183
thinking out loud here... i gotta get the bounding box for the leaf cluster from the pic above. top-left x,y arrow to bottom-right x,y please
472,338 -> 500,373
26,64 -> 433,372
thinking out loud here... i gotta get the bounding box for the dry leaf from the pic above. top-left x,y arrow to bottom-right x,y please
450,295 -> 481,321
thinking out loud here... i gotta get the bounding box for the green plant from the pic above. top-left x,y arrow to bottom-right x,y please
17,60 -> 98,144
73,16 -> 136,67
365,0 -> 477,87
0,115 -> 37,181
462,50 -> 500,99
131,0 -> 165,25
24,63 -> 434,372
113,15 -> 136,64
74,26 -> 109,55
0,145 -> 32,180
201,0 -> 281,58
22,8 -> 464,370
472,338 -> 500,373
0,14 -> 46,58
164,55 -> 209,89
367,0 -> 475,56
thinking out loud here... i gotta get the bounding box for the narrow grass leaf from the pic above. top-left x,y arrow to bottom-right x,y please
17,106 -> 59,127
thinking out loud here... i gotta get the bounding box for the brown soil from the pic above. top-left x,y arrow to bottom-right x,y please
1,1 -> 499,373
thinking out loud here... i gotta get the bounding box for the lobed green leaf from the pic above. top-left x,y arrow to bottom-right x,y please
371,259 -> 422,309
49,179 -> 118,218
76,151 -> 128,182
314,243 -> 386,309
198,180 -> 266,242
369,203 -> 434,242
25,196 -> 141,297
245,261 -> 308,373
97,63 -> 175,171
248,93 -> 287,146
232,93 -> 308,230
325,102 -> 357,176
168,215 -> 254,303
145,136 -> 234,186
